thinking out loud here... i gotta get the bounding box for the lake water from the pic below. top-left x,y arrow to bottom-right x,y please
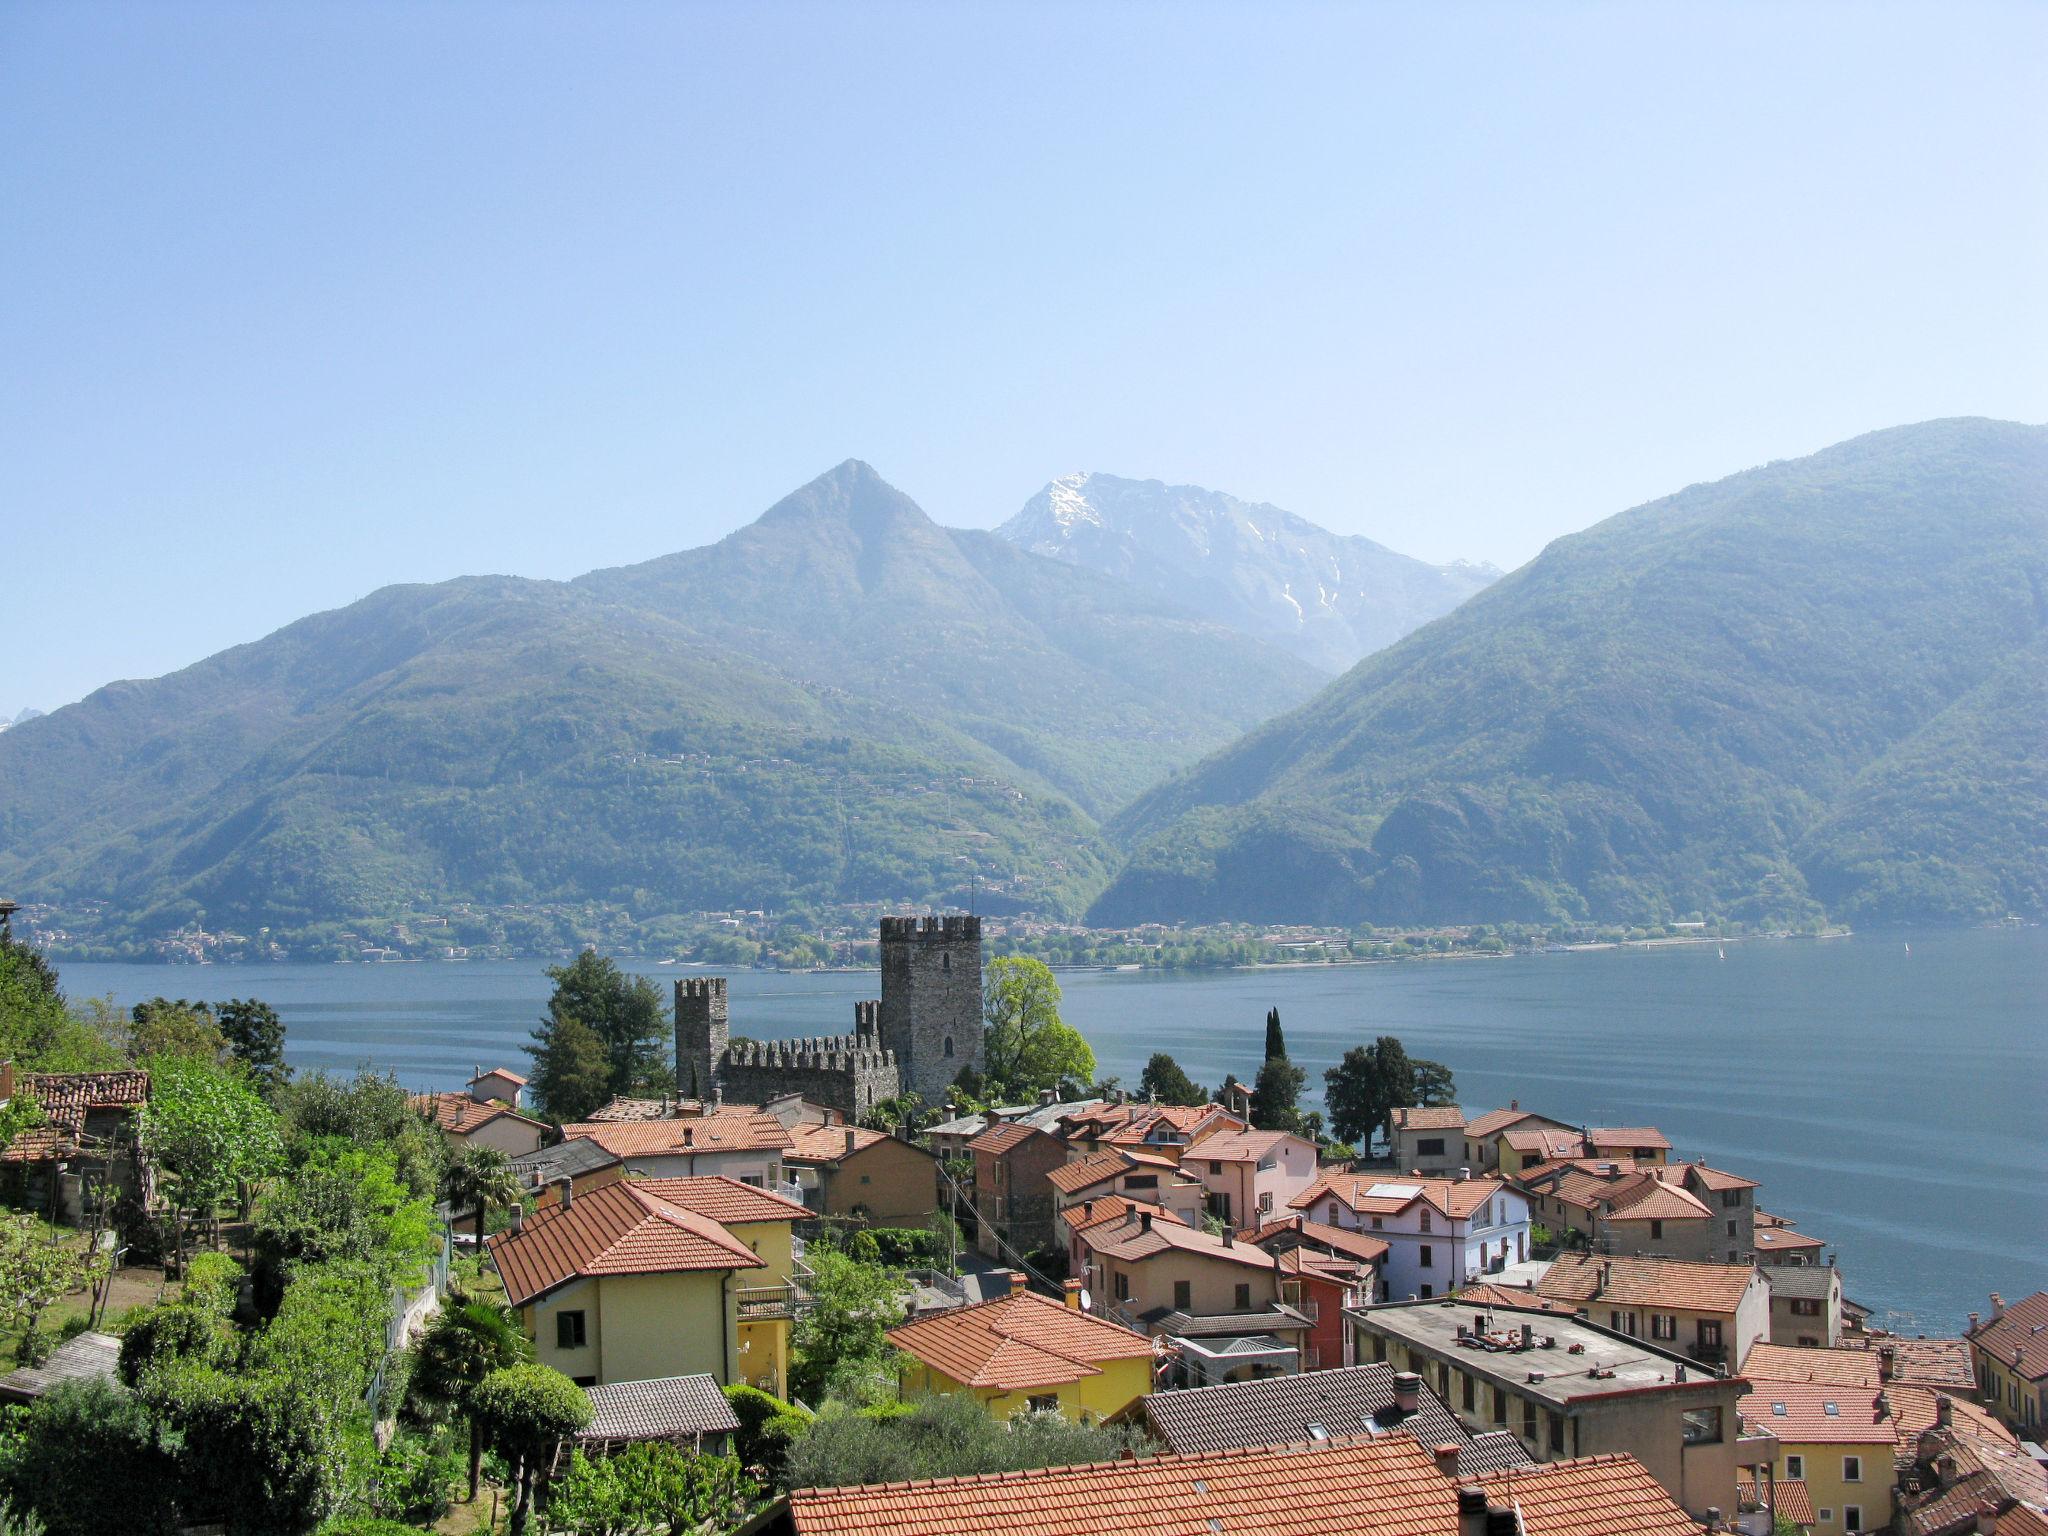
58,927 -> 2046,1335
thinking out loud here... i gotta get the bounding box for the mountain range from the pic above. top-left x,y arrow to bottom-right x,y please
1092,418 -> 2047,929
997,472 -> 1498,672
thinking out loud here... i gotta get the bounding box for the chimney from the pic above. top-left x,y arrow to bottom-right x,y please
1005,1270 -> 1028,1294
1393,1371 -> 1421,1415
554,1175 -> 573,1209
1934,1451 -> 1957,1483
1522,1323 -> 1535,1349
1509,1099 -> 1518,1110
1040,1088 -> 1058,1106
844,1128 -> 858,1157
1457,1167 -> 1472,1181
1598,1261 -> 1612,1296
1433,1443 -> 1461,1478
1990,1292 -> 2006,1320
1456,1487 -> 1490,1536
1975,1513 -> 1998,1536
1969,1312 -> 1980,1333
1879,1345 -> 1896,1381
1222,1228 -> 1234,1248
1937,1394 -> 1954,1428
682,1126 -> 695,1147
1063,1279 -> 1083,1310
1141,1210 -> 1154,1233
510,1205 -> 524,1232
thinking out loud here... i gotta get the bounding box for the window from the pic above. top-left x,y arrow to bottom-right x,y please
1173,1280 -> 1192,1310
1697,1320 -> 1722,1348
1419,1210 -> 1432,1233
1650,1314 -> 1676,1341
1792,1298 -> 1823,1316
1727,1221 -> 1738,1237
1419,1284 -> 1432,1298
572,1374 -> 597,1387
1521,1400 -> 1537,1442
1649,1219 -> 1664,1240
1462,1373 -> 1475,1411
1842,1455 -> 1861,1482
1681,1407 -> 1723,1445
1784,1454 -> 1803,1479
1028,1394 -> 1059,1413
1371,1217 -> 1384,1230
943,1035 -> 955,1057
1258,1192 -> 1273,1214
1371,1331 -> 1388,1363
1547,1411 -> 1564,1453
1114,1272 -> 1129,1302
1417,1138 -> 1446,1156
1844,1507 -> 1862,1532
1234,1283 -> 1251,1309
1418,1245 -> 1434,1268
1610,1310 -> 1624,1332
1209,1160 -> 1223,1174
1722,1190 -> 1744,1208
556,1311 -> 587,1349
1124,1174 -> 1158,1191
1490,1386 -> 1506,1424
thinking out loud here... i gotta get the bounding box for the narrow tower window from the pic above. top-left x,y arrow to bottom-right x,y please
943,1035 -> 955,1057
942,953 -> 951,972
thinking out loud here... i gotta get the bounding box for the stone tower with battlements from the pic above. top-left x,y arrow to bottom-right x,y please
878,914 -> 983,1101
674,977 -> 729,1102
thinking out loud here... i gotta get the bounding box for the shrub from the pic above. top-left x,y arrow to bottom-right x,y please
784,1391 -> 1150,1490
724,1383 -> 813,1482
0,1378 -> 180,1536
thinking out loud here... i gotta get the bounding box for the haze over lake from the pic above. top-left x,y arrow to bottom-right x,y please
59,926 -> 2044,1336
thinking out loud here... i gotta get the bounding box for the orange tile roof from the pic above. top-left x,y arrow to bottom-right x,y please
629,1175 -> 809,1226
1887,1383 -> 2018,1458
886,1290 -> 1154,1391
1502,1129 -> 1591,1160
1753,1225 -> 1827,1255
1390,1105 -> 1466,1132
1586,1126 -> 1671,1150
1475,1453 -> 1701,1535
1101,1104 -> 1246,1147
1059,1195 -> 1186,1239
782,1122 -> 895,1164
1669,1160 -> 1758,1192
1737,1378 -> 1897,1446
1970,1291 -> 2048,1383
1291,1172 -> 1505,1221
413,1091 -> 547,1138
472,1067 -> 528,1085
1046,1149 -> 1134,1195
1743,1342 -> 1882,1388
1738,1478 -> 1816,1525
1078,1208 -> 1277,1271
1186,1128 -> 1303,1163
965,1120 -> 1051,1157
1463,1106 -> 1555,1139
561,1109 -> 793,1158
1454,1282 -> 1575,1315
1,1070 -> 151,1162
487,1180 -> 765,1306
1537,1252 -> 1761,1315
1605,1177 -> 1712,1222
1247,1215 -> 1390,1265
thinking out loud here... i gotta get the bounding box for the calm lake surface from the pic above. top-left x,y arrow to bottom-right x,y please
60,927 -> 2045,1335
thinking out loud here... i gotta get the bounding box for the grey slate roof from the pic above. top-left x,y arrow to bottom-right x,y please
0,1330 -> 121,1403
1762,1265 -> 1840,1299
1460,1429 -> 1537,1475
1142,1361 -> 1474,1461
509,1137 -> 622,1183
578,1374 -> 741,1442
1142,1303 -> 1313,1337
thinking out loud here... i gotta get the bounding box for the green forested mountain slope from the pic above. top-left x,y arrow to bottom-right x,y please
1092,419 -> 2048,928
0,463 -> 1322,929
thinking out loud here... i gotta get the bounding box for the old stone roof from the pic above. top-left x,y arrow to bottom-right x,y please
749,1436 -> 1691,1536
1837,1335 -> 1978,1391
1762,1265 -> 1841,1300
1452,1282 -> 1575,1315
1460,1430 -> 1537,1475
1,1070 -> 150,1162
1140,1361 -> 1510,1473
487,1180 -> 764,1306
560,1109 -> 794,1158
1585,1126 -> 1671,1151
885,1290 -> 1153,1391
1537,1251 -> 1759,1315
1970,1291 -> 2048,1383
1390,1105 -> 1466,1132
509,1137 -> 622,1183
577,1373 -> 741,1442
630,1175 -> 810,1226
584,1096 -> 708,1122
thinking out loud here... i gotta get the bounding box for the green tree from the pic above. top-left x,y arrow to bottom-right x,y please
784,1391 -> 1149,1490
442,1144 -> 523,1247
789,1247 -> 905,1404
543,1443 -> 756,1535
276,1069 -> 446,1200
0,1377 -> 179,1536
528,1014 -> 614,1123
980,957 -> 1094,1100
0,937 -> 121,1073
0,1214 -> 107,1365
1250,1056 -> 1305,1134
128,998 -> 225,1062
412,1297 -> 534,1500
252,1141 -> 438,1301
1137,1052 -> 1206,1107
1322,1036 -> 1415,1148
138,1054 -> 283,1269
1263,1007 -> 1285,1062
216,998 -> 290,1091
470,1364 -> 591,1536
540,952 -> 670,1101
1412,1057 -> 1457,1107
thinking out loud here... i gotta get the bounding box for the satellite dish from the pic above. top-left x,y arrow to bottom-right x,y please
1078,1288 -> 1093,1311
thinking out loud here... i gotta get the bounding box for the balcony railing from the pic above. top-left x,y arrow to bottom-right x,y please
735,1283 -> 797,1321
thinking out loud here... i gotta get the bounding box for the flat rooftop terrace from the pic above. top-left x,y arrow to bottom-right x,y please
1348,1298 -> 1732,1411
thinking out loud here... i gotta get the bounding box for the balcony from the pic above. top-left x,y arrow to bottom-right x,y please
735,1283 -> 798,1321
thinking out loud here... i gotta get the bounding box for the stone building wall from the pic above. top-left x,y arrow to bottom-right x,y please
717,1038 -> 899,1120
878,915 -> 984,1101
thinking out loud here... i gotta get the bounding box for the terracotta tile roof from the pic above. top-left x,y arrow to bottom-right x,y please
1888,1384 -> 2019,1459
1970,1291 -> 2048,1383
1604,1177 -> 1712,1222
1390,1105 -> 1466,1132
473,1067 -> 529,1086
1247,1216 -> 1390,1265
1537,1251 -> 1761,1315
560,1109 -> 793,1158
1140,1361 -> 1484,1466
1291,1172 -> 1505,1222
1670,1160 -> 1758,1192
584,1096 -> 707,1122
1738,1477 -> 1816,1525
1753,1225 -> 1827,1256
629,1175 -> 810,1226
1077,1208 -> 1278,1271
1463,1106 -> 1551,1139
965,1120 -> 1051,1157
487,1180 -> 764,1306
1101,1104 -> 1246,1147
1046,1149 -> 1137,1195
1899,1419 -> 2048,1534
766,1433 -> 1461,1536
1454,1282 -> 1575,1315
1837,1335 -> 1978,1390
1474,1454 -> 1701,1536
1737,1378 -> 1898,1446
1059,1195 -> 1186,1239
1502,1129 -> 1592,1161
781,1122 -> 900,1164
1743,1342 -> 1881,1388
1586,1126 -> 1671,1150
577,1373 -> 740,1442
886,1290 -> 1153,1391
1187,1128 -> 1302,1163
413,1091 -> 547,1138
1,1070 -> 150,1162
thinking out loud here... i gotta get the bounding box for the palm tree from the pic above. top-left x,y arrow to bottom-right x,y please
443,1143 -> 523,1246
416,1296 -> 535,1501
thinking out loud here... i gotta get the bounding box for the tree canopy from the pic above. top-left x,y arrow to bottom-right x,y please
539,951 -> 671,1103
1321,1036 -> 1455,1146
1137,1052 -> 1207,1107
1250,1056 -> 1305,1134
979,956 -> 1094,1100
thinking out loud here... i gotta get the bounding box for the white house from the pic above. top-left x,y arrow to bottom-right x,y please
1289,1172 -> 1531,1302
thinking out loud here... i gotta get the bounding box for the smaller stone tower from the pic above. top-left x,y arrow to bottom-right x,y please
674,977 -> 729,1102
878,914 -> 983,1102
853,1000 -> 880,1041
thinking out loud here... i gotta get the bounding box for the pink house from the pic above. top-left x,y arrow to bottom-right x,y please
1182,1128 -> 1319,1228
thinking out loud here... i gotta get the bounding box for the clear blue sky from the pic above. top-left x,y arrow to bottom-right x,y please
5,1 -> 2043,710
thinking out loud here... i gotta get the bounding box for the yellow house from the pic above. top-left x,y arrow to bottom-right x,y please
1738,1376 -> 1896,1535
1967,1290 -> 2048,1435
888,1288 -> 1156,1422
630,1176 -> 815,1399
487,1179 -> 765,1390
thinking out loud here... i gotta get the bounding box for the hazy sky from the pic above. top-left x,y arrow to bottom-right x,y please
5,2 -> 2044,711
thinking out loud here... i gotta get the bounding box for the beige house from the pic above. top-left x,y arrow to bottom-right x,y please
1047,1148 -> 1208,1228
783,1122 -> 939,1226
1461,1104 -> 1577,1174
1180,1127 -> 1318,1227
1968,1290 -> 2048,1435
1764,1264 -> 1844,1348
559,1108 -> 794,1188
487,1179 -> 764,1388
1536,1252 -> 1770,1372
413,1082 -> 550,1158
1387,1105 -> 1467,1174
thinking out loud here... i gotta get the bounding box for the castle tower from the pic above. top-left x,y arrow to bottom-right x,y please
878,915 -> 983,1102
674,977 -> 729,1101
853,1000 -> 880,1041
